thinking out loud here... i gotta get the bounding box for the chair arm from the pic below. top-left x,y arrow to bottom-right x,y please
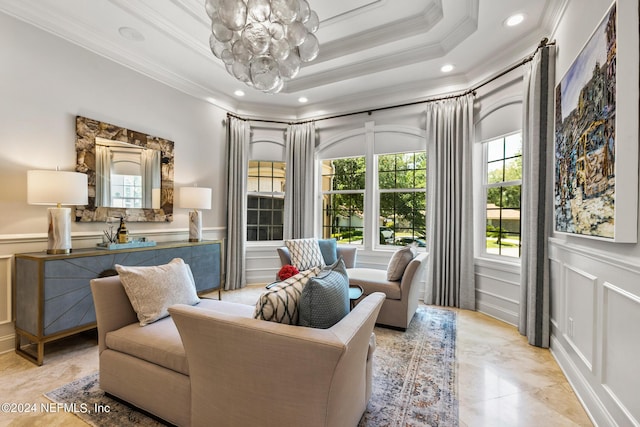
276,246 -> 291,266
399,252 -> 428,296
90,276 -> 138,354
336,246 -> 357,268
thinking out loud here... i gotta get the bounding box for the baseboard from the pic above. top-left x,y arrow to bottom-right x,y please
476,300 -> 518,326
0,333 -> 14,355
550,334 -> 615,427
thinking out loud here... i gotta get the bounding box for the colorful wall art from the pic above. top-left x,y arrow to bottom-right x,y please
554,3 -> 620,239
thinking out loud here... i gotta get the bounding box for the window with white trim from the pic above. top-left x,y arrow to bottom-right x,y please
378,151 -> 427,248
247,160 -> 285,241
321,151 -> 426,247
321,156 -> 365,245
484,133 -> 522,258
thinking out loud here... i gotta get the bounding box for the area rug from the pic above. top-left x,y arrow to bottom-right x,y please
45,305 -> 457,427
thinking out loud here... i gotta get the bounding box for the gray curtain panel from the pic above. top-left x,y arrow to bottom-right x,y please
519,45 -> 555,348
425,94 -> 475,310
225,116 -> 250,290
283,122 -> 316,239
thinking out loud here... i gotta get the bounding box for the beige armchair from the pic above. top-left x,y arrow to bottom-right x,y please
277,244 -> 426,331
348,253 -> 428,330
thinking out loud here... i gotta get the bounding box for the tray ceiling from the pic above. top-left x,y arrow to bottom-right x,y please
0,0 -> 565,117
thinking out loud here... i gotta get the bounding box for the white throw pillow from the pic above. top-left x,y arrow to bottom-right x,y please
285,238 -> 326,271
116,258 -> 200,326
386,246 -> 416,281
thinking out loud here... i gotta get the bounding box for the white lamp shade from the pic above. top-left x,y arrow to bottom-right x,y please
28,170 -> 88,206
179,187 -> 212,210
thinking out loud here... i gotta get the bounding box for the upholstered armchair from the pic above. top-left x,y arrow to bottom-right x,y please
277,241 -> 426,330
349,252 -> 428,330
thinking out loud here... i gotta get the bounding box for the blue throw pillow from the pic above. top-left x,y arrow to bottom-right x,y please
299,258 -> 349,329
317,238 -> 338,265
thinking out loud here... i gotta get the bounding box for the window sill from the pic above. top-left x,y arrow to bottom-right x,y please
474,256 -> 521,273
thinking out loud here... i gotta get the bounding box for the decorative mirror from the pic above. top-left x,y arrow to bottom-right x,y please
75,116 -> 174,222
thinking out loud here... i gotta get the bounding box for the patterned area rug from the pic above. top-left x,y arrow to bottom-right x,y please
360,305 -> 458,427
45,305 -> 457,427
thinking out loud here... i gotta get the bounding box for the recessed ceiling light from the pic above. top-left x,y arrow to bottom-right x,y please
298,97 -> 309,103
440,64 -> 454,73
234,90 -> 245,97
505,13 -> 525,27
118,26 -> 145,42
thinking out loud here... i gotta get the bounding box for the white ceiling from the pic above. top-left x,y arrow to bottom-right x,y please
0,0 -> 566,118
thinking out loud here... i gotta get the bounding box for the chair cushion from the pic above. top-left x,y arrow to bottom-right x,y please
254,267 -> 321,324
386,246 -> 416,281
299,258 -> 350,329
105,299 -> 254,375
115,258 -> 200,326
285,238 -> 326,270
348,268 -> 402,300
317,238 -> 338,264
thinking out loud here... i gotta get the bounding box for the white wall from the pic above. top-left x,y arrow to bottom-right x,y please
0,12 -> 229,353
550,0 -> 640,425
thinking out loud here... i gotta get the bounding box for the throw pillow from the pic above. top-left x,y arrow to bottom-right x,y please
115,258 -> 200,326
285,238 -> 325,271
254,267 -> 321,325
317,238 -> 338,265
299,258 -> 350,329
386,246 -> 416,281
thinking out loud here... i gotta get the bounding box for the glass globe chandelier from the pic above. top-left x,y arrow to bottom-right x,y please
205,0 -> 320,94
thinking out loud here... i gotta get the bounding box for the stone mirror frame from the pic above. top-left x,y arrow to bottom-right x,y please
75,116 -> 174,222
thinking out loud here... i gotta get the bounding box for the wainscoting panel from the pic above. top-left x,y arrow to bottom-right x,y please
549,238 -> 640,427
245,244 -> 282,285
564,265 -> 597,372
549,258 -> 562,331
474,259 -> 520,326
601,282 -> 640,425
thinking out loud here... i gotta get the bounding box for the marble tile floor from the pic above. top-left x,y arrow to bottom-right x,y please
0,285 -> 593,427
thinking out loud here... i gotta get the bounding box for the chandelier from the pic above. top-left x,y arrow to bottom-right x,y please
205,0 -> 320,94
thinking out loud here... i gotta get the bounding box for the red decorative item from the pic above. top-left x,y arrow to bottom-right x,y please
278,264 -> 299,280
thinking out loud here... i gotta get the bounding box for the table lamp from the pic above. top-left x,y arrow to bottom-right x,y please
178,186 -> 212,242
27,170 -> 88,254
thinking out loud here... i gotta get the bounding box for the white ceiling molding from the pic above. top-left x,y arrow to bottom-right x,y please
0,0 -> 565,116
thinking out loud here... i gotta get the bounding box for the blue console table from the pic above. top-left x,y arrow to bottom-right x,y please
14,240 -> 223,365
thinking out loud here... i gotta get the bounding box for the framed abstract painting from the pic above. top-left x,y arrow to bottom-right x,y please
554,1 -> 638,242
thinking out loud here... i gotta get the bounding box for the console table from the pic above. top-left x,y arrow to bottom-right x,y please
14,240 -> 223,365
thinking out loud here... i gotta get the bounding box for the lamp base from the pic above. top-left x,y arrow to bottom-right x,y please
47,207 -> 73,254
47,248 -> 72,255
188,210 -> 202,242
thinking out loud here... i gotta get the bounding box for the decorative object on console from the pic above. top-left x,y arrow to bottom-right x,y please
178,186 -> 212,242
204,0 -> 320,93
27,169 -> 88,254
117,217 -> 129,243
277,264 -> 299,280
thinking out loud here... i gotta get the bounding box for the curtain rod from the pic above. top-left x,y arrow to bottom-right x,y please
228,38 -> 554,126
